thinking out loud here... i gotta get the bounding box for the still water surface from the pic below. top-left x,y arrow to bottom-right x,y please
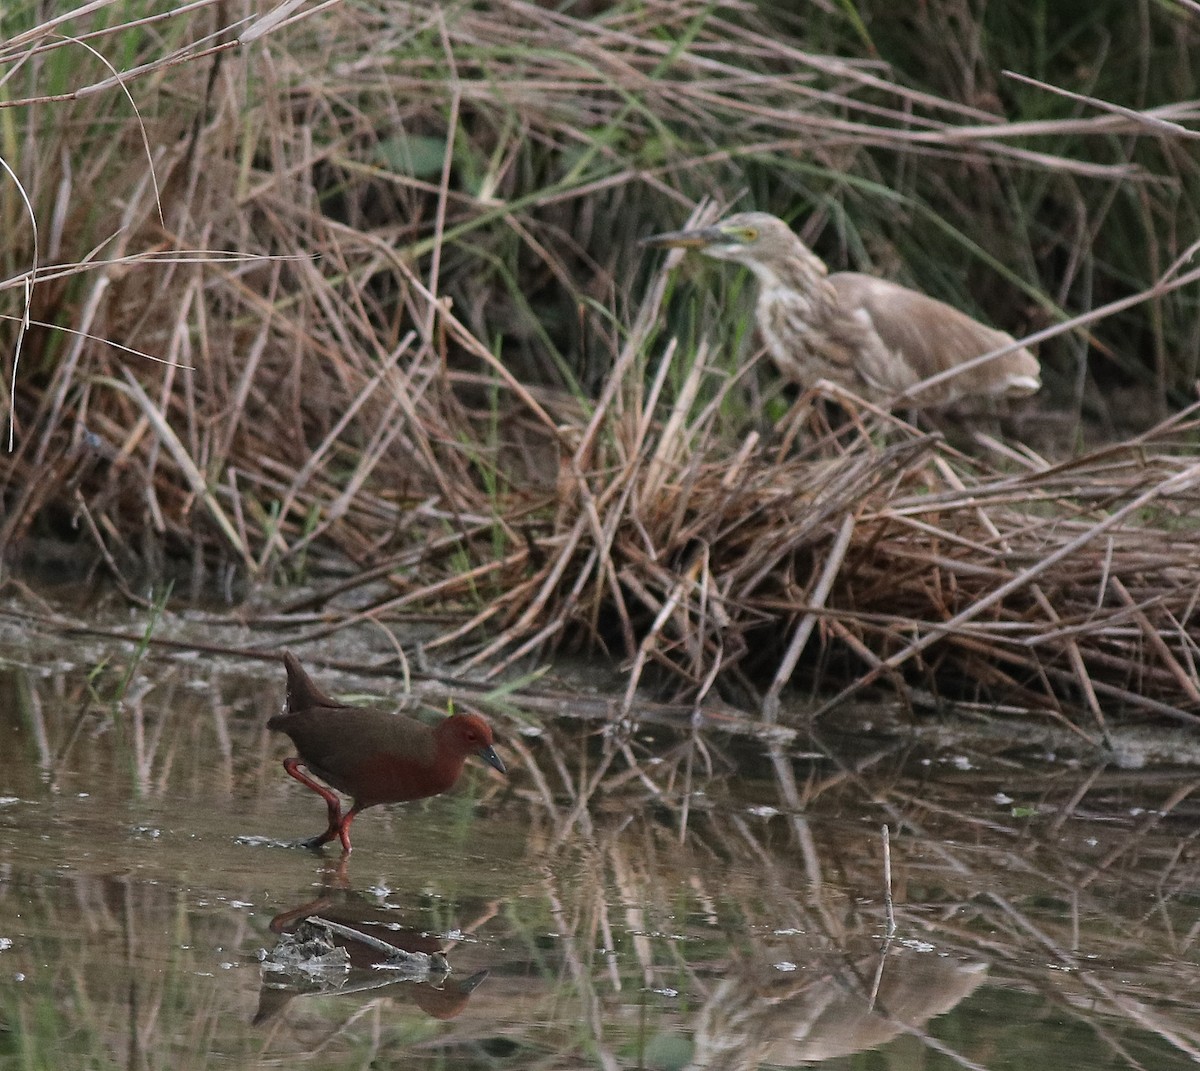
1,632 -> 1198,1069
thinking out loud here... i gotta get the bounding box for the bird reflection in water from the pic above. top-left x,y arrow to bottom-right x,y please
253,882 -> 496,1026
686,946 -> 988,1068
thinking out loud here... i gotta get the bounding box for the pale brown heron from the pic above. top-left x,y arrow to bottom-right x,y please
643,212 -> 1040,409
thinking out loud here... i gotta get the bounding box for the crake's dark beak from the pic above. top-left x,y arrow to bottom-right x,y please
479,744 -> 506,774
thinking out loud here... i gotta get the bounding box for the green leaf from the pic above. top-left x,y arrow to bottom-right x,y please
374,133 -> 447,179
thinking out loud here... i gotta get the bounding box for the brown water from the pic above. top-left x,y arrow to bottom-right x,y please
1,619 -> 1199,1070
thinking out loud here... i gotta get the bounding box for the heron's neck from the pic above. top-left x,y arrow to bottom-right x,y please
746,242 -> 837,320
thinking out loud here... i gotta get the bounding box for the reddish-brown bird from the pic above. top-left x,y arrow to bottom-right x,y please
269,652 -> 506,853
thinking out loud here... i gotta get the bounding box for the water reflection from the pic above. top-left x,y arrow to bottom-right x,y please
255,880 -> 493,1026
0,646 -> 1199,1069
688,946 -> 987,1067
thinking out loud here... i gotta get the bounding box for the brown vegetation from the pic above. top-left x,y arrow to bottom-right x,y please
2,0 -> 1199,722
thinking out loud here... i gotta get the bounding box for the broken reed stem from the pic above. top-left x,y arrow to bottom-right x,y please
762,510 -> 857,722
882,824 -> 896,938
867,822 -> 897,1013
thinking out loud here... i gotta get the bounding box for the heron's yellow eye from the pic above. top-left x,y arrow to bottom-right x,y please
739,227 -> 759,241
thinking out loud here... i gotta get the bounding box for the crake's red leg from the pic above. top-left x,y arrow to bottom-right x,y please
282,757 -> 343,848
336,803 -> 364,854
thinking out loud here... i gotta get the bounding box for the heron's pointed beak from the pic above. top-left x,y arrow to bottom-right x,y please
639,225 -> 726,250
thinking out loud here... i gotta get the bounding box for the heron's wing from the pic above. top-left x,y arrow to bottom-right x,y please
830,273 -> 1038,403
